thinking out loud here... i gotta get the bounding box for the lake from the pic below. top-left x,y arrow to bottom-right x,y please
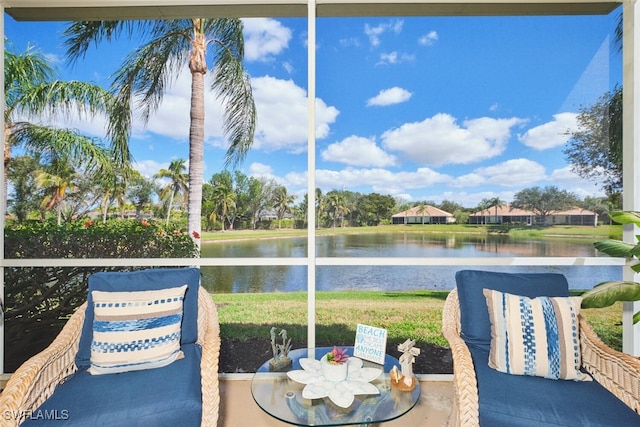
199,232 -> 621,293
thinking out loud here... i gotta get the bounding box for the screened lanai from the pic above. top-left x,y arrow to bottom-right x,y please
1,0 -> 639,378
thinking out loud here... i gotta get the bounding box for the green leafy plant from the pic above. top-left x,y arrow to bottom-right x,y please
581,210 -> 640,323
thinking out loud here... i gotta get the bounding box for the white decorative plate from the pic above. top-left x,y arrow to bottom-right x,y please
286,357 -> 382,408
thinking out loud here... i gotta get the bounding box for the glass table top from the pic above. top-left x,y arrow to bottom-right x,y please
251,347 -> 420,426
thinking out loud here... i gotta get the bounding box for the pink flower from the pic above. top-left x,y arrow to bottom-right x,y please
326,346 -> 349,364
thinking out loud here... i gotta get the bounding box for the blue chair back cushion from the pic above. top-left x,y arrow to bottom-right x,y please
23,343 -> 202,426
455,270 -> 569,351
470,346 -> 640,426
75,267 -> 201,369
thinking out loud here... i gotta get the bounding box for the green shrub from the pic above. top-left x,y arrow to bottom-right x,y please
4,219 -> 198,371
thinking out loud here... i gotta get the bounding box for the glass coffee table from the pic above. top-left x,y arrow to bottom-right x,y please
251,347 -> 420,426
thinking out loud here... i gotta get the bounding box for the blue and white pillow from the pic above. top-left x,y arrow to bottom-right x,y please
89,285 -> 187,375
483,289 -> 590,381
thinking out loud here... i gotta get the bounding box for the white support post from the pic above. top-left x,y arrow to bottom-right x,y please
307,0 -> 317,353
622,0 -> 640,356
1,4 -> 5,375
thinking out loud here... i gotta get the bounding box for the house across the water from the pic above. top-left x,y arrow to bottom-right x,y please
391,205 -> 456,225
467,203 -> 598,226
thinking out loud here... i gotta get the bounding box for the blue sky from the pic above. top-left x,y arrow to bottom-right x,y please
5,9 -> 622,208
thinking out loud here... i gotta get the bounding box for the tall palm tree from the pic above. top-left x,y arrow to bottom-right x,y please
64,19 -> 256,246
4,42 -> 123,216
154,159 -> 189,228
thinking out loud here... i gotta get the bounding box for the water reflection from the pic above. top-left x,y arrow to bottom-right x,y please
200,233 -> 617,293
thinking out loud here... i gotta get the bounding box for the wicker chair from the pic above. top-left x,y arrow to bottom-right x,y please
0,284 -> 220,427
443,287 -> 640,427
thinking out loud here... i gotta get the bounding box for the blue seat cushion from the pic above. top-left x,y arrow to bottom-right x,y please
455,270 -> 569,351
470,346 -> 640,426
23,343 -> 202,426
76,267 -> 201,368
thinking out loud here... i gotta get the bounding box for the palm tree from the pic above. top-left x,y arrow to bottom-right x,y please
64,19 -> 256,246
4,42 -> 123,216
416,203 -> 428,225
325,191 -> 350,228
273,186 -> 295,230
34,156 -> 78,225
315,188 -> 325,229
155,159 -> 189,228
94,165 -> 132,223
478,197 -> 504,225
210,182 -> 236,232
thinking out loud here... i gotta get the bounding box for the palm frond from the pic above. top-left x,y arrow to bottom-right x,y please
110,20 -> 192,123
207,19 -> 256,167
11,123 -> 111,173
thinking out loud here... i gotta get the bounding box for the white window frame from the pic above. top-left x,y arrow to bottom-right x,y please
1,0 -> 637,375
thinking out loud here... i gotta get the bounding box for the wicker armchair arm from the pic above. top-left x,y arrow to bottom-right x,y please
197,287 -> 221,427
580,316 -> 640,414
442,290 -> 480,427
0,304 -> 85,426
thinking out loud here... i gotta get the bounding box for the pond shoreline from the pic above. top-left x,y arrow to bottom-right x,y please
202,224 -> 615,244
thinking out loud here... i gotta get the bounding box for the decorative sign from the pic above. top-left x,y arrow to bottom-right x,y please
354,324 -> 387,365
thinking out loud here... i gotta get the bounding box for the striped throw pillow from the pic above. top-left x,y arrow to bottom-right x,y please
89,285 -> 187,375
483,289 -> 590,381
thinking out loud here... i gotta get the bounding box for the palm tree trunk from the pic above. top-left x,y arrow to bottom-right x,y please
188,32 -> 207,248
166,191 -> 174,229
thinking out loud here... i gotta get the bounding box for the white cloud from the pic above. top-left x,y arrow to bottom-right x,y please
382,113 -> 526,167
321,136 -> 397,167
364,20 -> 403,47
315,166 -> 451,195
139,72 -> 338,155
242,18 -> 292,62
367,87 -> 412,107
377,51 -> 415,65
418,31 -> 438,46
549,166 -> 606,198
518,112 -> 578,150
472,158 -> 547,187
251,76 -> 339,153
249,162 -> 273,176
133,159 -> 170,178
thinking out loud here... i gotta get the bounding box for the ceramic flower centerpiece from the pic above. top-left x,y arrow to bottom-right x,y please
321,346 -> 349,381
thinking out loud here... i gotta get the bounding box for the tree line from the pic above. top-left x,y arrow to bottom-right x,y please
4,11 -> 625,233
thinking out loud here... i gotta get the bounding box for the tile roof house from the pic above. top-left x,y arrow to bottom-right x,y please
468,203 -> 598,226
392,205 -> 455,225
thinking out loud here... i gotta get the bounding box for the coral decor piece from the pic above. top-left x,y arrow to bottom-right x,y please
268,327 -> 292,371
390,339 -> 421,391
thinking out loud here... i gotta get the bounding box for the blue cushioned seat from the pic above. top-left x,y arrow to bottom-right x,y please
443,270 -> 640,426
22,343 -> 202,426
1,268 -> 221,427
470,346 -> 640,427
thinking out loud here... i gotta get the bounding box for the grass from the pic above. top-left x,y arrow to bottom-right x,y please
213,290 -> 623,351
201,223 -> 619,242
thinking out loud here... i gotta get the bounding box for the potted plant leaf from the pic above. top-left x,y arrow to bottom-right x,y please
581,210 -> 640,324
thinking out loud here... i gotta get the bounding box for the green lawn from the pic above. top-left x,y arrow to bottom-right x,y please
201,223 -> 619,242
213,290 -> 623,351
